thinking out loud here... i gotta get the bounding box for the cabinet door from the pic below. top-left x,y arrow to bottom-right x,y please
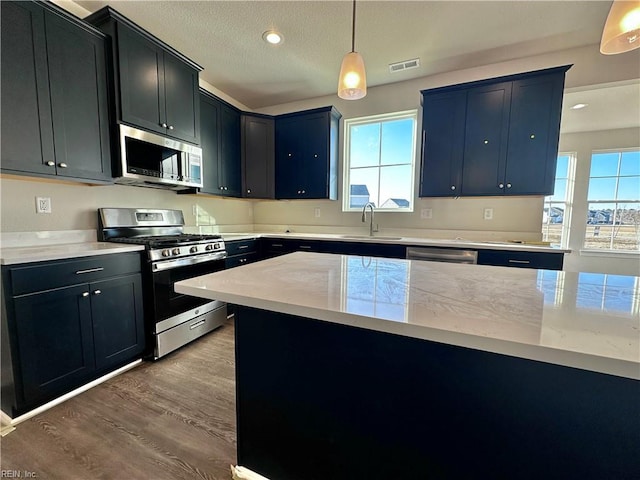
219,104 -> 242,197
461,82 -> 512,196
0,1 -> 55,176
300,113 -> 329,199
275,118 -> 304,199
199,93 -> 222,195
163,52 -> 200,144
13,284 -> 95,405
91,274 -> 145,371
242,115 -> 275,198
419,91 -> 466,197
45,10 -> 111,182
118,25 -> 165,136
504,73 -> 565,195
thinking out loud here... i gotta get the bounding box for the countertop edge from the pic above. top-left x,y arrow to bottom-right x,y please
175,280 -> 638,381
0,243 -> 145,265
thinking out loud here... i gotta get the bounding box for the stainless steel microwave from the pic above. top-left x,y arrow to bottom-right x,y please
116,124 -> 203,190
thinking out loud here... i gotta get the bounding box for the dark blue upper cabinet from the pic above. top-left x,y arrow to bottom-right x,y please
1,1 -> 112,183
85,6 -> 202,146
275,106 -> 341,200
419,65 -> 570,197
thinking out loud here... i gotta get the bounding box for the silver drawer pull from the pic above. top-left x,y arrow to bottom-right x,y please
508,259 -> 530,264
272,243 -> 283,247
75,267 -> 104,274
238,245 -> 249,249
299,245 -> 312,249
58,162 -> 68,168
189,320 -> 206,330
93,290 -> 102,295
82,292 -> 89,297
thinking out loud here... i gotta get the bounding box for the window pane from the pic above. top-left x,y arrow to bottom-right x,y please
542,202 -> 564,244
350,123 -> 380,168
381,118 -> 414,166
585,203 -> 613,249
617,176 -> 640,200
577,273 -> 605,310
590,152 -> 620,177
379,165 -> 412,208
555,155 -> 569,178
612,203 -> 640,251
350,167 -> 379,207
620,150 -> 640,176
587,177 -> 617,201
550,179 -> 567,201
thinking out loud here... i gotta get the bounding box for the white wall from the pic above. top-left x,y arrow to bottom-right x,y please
559,127 -> 640,275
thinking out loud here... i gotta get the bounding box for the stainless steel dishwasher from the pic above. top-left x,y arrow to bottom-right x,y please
406,246 -> 478,264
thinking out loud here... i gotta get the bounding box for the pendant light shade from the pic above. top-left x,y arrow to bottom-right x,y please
338,0 -> 367,100
600,0 -> 640,54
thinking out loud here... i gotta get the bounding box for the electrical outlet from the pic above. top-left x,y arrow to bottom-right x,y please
314,207 -> 321,218
36,197 -> 52,214
483,208 -> 493,220
421,208 -> 432,219
192,204 -> 197,216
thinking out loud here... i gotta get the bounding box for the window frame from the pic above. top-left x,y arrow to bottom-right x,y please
542,152 -> 576,248
583,148 -> 640,252
342,110 -> 418,213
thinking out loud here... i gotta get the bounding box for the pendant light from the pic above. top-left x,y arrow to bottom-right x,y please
338,0 -> 367,100
600,0 -> 640,54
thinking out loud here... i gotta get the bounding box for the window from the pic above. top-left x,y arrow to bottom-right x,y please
542,153 -> 576,247
584,149 -> 640,251
343,111 -> 417,212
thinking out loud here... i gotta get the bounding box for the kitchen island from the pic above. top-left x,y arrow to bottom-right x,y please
176,252 -> 639,480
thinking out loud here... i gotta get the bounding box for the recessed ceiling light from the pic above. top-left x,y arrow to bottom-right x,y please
262,30 -> 284,45
570,103 -> 589,110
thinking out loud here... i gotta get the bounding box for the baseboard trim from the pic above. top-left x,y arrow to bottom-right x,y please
0,359 -> 143,431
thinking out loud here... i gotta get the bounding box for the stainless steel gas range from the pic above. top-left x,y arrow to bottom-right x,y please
98,208 -> 227,359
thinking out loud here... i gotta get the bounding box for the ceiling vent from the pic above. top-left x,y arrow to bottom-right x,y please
388,58 -> 420,73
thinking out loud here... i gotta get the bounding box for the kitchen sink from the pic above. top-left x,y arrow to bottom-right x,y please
338,235 -> 403,240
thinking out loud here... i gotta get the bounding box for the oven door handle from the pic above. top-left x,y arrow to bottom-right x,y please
152,252 -> 227,272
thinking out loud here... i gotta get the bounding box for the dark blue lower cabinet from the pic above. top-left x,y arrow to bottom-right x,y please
477,249 -> 564,270
1,254 -> 144,417
235,306 -> 638,480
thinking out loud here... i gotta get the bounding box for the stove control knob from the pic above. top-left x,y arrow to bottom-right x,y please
213,243 -> 221,249
172,248 -> 181,256
162,249 -> 171,257
205,244 -> 214,251
190,246 -> 198,253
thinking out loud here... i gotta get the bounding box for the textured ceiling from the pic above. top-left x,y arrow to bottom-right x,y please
76,0 -> 614,109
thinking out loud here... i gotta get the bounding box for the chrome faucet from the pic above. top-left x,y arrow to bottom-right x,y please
361,202 -> 378,236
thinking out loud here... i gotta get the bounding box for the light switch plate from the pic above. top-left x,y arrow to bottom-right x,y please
483,208 -> 493,220
36,197 -> 52,214
314,207 -> 321,218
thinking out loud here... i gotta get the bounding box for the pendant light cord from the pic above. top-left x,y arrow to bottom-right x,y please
351,0 -> 357,53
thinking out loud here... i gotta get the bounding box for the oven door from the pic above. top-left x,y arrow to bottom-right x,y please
150,257 -> 226,323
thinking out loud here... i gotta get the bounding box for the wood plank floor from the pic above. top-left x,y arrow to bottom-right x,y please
0,318 -> 237,480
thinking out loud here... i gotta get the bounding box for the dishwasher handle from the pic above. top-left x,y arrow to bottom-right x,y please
406,247 -> 478,264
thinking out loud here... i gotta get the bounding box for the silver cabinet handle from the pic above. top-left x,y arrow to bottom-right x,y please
58,163 -> 68,168
508,259 -> 530,264
82,292 -> 89,297
506,183 -> 512,189
247,189 -> 252,194
168,125 -> 174,130
450,185 -> 456,190
272,243 -> 283,247
46,161 -> 55,167
189,320 -> 206,330
238,245 -> 249,249
75,267 -> 104,274
499,183 -> 504,189
161,123 -> 168,128
299,245 -> 312,249
93,289 -> 102,295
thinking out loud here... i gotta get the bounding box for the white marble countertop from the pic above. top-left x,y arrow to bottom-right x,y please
0,243 -> 145,265
221,232 -> 569,254
176,252 -> 639,380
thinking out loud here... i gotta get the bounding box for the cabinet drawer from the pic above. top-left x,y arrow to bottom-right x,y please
225,253 -> 259,269
226,239 -> 258,256
7,252 -> 142,296
477,250 -> 563,270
